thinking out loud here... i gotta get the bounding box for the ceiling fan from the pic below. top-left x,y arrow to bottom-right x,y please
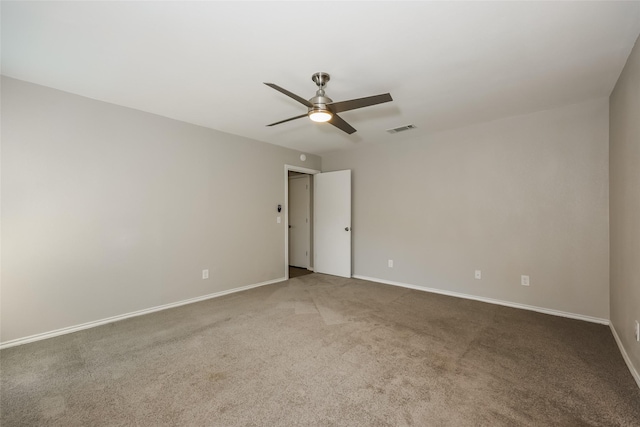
264,72 -> 393,135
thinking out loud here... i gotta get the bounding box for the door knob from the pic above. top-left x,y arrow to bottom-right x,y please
345,227 -> 350,231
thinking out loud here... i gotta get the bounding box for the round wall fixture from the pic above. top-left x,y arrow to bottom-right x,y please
300,154 -> 307,161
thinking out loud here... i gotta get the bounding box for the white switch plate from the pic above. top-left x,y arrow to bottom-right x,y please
202,269 -> 209,279
521,275 -> 530,286
475,270 -> 481,280
635,320 -> 639,342
277,216 -> 281,224
388,259 -> 394,268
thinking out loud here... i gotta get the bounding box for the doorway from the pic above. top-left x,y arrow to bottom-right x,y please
284,165 -> 320,279
288,172 -> 311,268
284,165 -> 352,280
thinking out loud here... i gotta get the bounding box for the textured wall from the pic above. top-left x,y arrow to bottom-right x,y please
610,35 -> 640,376
1,77 -> 320,343
323,98 -> 609,319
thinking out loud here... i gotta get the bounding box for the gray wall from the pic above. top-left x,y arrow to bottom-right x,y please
1,77 -> 320,343
610,35 -> 640,376
323,98 -> 610,320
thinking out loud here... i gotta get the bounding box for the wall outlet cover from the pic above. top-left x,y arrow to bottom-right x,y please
521,275 -> 530,286
475,270 -> 481,279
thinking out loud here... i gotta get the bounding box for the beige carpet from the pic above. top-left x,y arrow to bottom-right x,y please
2,274 -> 639,426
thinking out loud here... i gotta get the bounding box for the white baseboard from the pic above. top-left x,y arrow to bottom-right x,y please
0,277 -> 286,350
352,275 -> 610,325
609,323 -> 640,389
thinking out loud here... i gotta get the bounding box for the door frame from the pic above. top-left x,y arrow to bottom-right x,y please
284,164 -> 320,279
288,174 -> 310,269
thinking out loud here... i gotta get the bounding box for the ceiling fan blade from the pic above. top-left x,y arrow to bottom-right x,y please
264,83 -> 313,108
328,93 -> 393,113
266,113 -> 308,127
328,113 -> 357,135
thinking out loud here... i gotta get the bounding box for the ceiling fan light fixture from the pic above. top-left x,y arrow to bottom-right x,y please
265,72 -> 392,134
309,108 -> 332,123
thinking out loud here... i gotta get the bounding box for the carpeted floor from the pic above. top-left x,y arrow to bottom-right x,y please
1,274 -> 639,426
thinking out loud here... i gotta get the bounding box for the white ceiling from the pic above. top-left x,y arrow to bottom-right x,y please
3,1 -> 640,155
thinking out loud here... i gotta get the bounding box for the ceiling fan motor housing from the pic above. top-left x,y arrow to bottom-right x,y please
308,95 -> 333,111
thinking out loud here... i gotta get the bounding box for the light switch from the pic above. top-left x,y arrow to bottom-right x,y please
277,216 -> 281,224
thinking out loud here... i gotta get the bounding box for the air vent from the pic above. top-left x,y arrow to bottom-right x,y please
386,124 -> 416,134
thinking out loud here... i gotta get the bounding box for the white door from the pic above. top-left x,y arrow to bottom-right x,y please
314,170 -> 351,278
288,175 -> 309,268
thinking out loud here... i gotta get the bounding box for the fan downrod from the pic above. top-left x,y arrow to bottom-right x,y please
309,72 -> 332,106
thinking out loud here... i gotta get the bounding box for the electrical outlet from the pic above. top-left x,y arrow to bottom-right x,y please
635,320 -> 639,342
388,259 -> 394,268
202,269 -> 209,280
475,270 -> 481,280
521,275 -> 530,286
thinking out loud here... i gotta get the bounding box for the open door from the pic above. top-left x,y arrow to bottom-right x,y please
314,170 -> 351,278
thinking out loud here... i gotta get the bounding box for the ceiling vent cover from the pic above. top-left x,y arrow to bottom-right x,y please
386,124 -> 416,134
